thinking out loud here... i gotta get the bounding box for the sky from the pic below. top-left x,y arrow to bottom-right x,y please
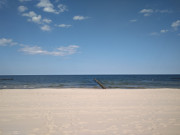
0,0 -> 180,75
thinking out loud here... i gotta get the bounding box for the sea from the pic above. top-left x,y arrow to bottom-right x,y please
0,75 -> 180,89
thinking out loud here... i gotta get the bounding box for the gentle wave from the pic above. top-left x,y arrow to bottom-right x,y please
0,75 -> 180,89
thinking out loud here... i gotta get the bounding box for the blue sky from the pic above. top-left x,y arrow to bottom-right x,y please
0,0 -> 180,75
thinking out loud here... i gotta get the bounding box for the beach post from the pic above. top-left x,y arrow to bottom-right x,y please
94,78 -> 106,89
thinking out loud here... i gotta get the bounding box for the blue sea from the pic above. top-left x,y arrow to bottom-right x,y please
0,75 -> 180,89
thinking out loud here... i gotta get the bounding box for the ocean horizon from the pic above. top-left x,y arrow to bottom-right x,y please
0,75 -> 180,89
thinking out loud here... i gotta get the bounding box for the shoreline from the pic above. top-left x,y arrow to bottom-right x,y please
1,75 -> 180,90
1,87 -> 180,90
0,88 -> 180,135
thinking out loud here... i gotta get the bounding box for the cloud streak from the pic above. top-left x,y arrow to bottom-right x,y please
43,18 -> 52,23
17,0 -> 87,32
41,25 -> 51,31
0,38 -> 79,56
55,24 -> 72,28
130,19 -> 137,23
22,11 -> 42,24
139,9 -> 153,16
150,20 -> 180,36
37,0 -> 67,14
18,5 -> 28,12
21,10 -> 52,31
150,29 -> 169,36
139,9 -> 172,16
160,29 -> 168,33
73,16 -> 89,20
171,20 -> 180,30
0,38 -> 17,46
150,32 -> 159,36
19,45 -> 79,56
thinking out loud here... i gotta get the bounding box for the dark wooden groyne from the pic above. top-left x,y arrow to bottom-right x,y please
94,78 -> 106,89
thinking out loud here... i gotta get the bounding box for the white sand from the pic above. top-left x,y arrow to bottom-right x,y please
0,88 -> 180,135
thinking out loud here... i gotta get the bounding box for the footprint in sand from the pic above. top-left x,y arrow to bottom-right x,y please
43,111 -> 58,135
32,128 -> 40,132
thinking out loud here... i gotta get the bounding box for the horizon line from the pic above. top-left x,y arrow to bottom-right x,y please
0,74 -> 180,76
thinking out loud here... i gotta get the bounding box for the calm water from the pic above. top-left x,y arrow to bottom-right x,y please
0,75 -> 180,89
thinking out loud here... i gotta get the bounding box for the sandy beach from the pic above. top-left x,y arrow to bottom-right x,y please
0,88 -> 180,135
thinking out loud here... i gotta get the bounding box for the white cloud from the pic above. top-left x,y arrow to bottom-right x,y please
43,18 -> 52,23
41,25 -> 51,31
32,15 -> 42,24
150,32 -> 159,36
56,24 -> 72,28
18,6 -> 28,12
22,11 -> 42,24
150,29 -> 169,36
178,33 -> 180,36
37,0 -> 67,14
19,0 -> 31,2
21,11 -> 53,31
57,4 -> 68,13
73,16 -> 88,20
0,37 -> 80,56
37,0 -> 55,13
19,45 -> 79,56
130,19 -> 137,22
57,45 -> 79,56
160,29 -> 168,33
19,46 -> 47,55
139,9 -> 172,16
0,38 -> 17,46
22,11 -> 36,18
139,9 -> 153,16
171,20 -> 180,30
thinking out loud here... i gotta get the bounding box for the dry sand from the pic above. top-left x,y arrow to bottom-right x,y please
0,88 -> 180,135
